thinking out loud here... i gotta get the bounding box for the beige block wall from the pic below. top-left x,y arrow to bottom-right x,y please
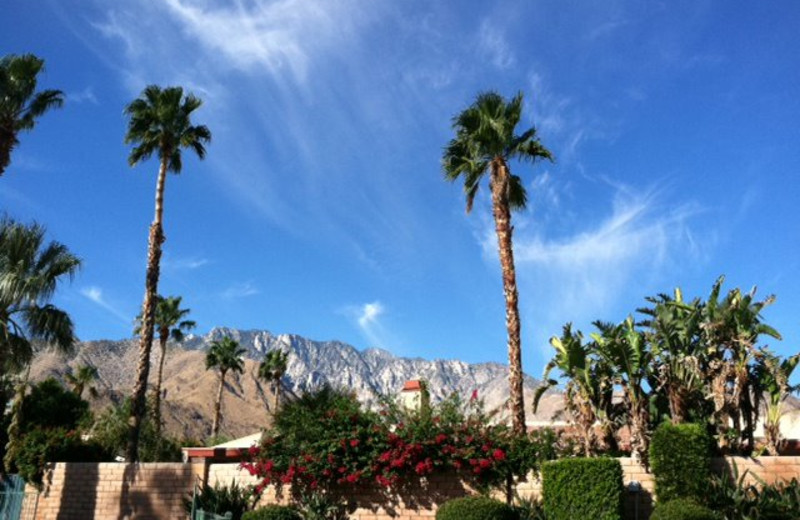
31,457 -> 800,520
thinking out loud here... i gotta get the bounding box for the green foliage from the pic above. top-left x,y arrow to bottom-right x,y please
14,426 -> 106,488
707,461 -> 800,519
295,490 -> 349,520
513,494 -> 546,520
436,496 -> 519,520
541,457 -> 623,520
186,480 -> 253,520
22,378 -> 92,430
241,506 -> 301,520
650,499 -> 719,520
650,422 -> 712,502
91,398 -> 182,461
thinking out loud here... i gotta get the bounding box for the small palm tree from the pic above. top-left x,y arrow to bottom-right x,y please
124,85 -> 211,461
205,337 -> 246,438
0,54 -> 64,176
443,91 -> 553,435
65,364 -> 99,399
0,219 -> 79,470
258,349 -> 289,413
134,295 -> 195,435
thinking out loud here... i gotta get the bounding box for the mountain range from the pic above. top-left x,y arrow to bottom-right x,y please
30,328 -> 562,441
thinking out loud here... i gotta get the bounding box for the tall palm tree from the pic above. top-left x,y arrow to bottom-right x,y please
258,349 -> 289,413
123,85 -> 210,461
0,219 -> 79,470
65,364 -> 99,399
205,337 -> 245,439
134,295 -> 194,435
0,54 -> 64,177
443,91 -> 553,435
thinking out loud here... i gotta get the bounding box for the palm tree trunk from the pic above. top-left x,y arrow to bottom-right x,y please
153,330 -> 168,436
212,371 -> 226,438
490,158 -> 526,435
126,157 -> 168,462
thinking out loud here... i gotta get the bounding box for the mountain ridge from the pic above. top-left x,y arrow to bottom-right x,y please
30,327 -> 562,440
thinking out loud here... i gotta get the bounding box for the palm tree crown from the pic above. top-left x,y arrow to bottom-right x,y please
65,364 -> 99,399
442,91 -> 552,435
259,349 -> 289,413
206,336 -> 246,438
0,54 -> 64,176
123,84 -> 210,462
0,219 -> 80,371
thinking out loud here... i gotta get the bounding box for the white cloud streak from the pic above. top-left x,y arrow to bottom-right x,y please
221,281 -> 260,299
480,182 -> 705,357
80,286 -> 131,323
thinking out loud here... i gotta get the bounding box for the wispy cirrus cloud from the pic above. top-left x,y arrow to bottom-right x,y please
343,300 -> 393,349
478,20 -> 515,69
162,255 -> 210,272
480,181 -> 706,356
221,281 -> 260,299
80,286 -> 131,323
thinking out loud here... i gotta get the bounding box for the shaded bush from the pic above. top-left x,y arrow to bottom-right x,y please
14,427 -> 107,488
241,505 -> 301,520
92,398 -> 182,461
650,498 -> 719,520
542,457 -> 623,520
436,495 -> 519,520
650,422 -> 711,503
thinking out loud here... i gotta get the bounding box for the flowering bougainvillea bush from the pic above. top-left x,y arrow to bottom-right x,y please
241,385 -> 557,498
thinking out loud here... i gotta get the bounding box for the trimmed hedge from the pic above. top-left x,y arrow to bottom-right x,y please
542,457 -> 623,520
436,496 -> 519,520
241,505 -> 302,520
650,422 -> 711,503
650,498 -> 719,520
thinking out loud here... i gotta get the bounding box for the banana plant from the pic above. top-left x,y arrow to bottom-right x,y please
758,353 -> 800,455
534,324 -> 613,456
639,288 -> 705,424
592,316 -> 652,466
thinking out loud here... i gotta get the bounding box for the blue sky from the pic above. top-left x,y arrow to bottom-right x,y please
2,1 -> 798,376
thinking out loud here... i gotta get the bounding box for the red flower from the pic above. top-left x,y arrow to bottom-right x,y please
327,454 -> 336,464
470,389 -> 479,401
350,439 -> 360,448
280,474 -> 293,484
492,449 -> 506,461
338,466 -> 347,474
479,458 -> 492,469
435,434 -> 448,444
378,451 -> 393,463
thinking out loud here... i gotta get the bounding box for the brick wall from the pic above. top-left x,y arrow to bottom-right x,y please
35,462 -> 201,520
33,457 -> 800,519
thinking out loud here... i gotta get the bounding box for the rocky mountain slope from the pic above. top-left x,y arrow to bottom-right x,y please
30,328 -> 562,441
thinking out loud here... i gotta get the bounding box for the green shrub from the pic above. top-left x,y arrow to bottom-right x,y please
186,480 -> 253,520
650,422 -> 711,503
541,457 -> 623,520
436,496 -> 519,520
650,498 -> 719,520
241,505 -> 302,520
707,461 -> 800,519
14,427 -> 107,488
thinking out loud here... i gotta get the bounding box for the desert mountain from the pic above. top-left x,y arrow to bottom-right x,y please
30,328 -> 562,441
